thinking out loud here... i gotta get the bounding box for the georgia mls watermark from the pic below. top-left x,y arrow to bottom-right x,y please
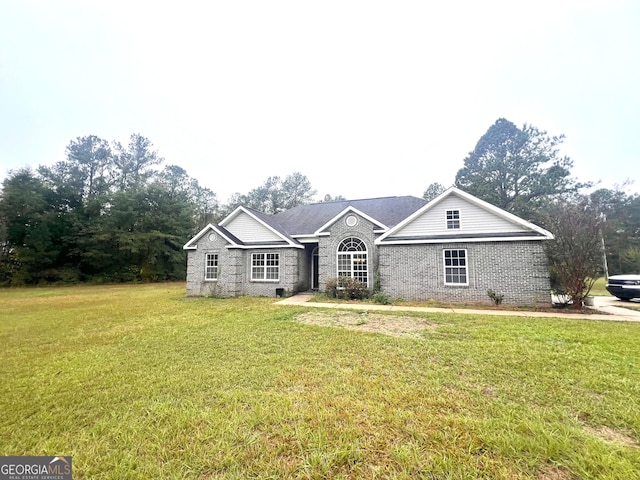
0,456 -> 72,480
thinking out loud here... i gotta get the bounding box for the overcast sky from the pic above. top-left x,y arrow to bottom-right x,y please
1,0 -> 638,203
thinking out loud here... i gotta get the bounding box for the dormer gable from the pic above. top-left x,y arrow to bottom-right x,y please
314,206 -> 387,236
183,224 -> 240,250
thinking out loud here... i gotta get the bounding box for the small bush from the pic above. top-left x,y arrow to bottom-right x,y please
326,277 -> 370,300
325,278 -> 339,298
487,289 -> 504,305
371,291 -> 391,305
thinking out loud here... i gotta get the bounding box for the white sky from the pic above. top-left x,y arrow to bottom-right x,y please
1,0 -> 638,203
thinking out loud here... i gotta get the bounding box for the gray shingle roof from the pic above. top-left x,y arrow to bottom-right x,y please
270,196 -> 427,236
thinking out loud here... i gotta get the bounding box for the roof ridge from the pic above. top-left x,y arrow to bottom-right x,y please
307,195 -> 422,206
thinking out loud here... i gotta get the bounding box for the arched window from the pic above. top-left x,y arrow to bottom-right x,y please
337,237 -> 368,286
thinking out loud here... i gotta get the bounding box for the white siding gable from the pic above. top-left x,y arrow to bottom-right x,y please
224,211 -> 283,243
183,224 -> 239,250
393,194 -> 529,238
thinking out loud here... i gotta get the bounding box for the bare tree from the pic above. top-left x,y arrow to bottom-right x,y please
543,197 -> 604,309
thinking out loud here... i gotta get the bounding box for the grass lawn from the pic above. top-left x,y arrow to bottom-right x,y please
1,284 -> 639,479
590,277 -> 611,297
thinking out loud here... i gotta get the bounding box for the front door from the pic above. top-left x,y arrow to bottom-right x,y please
311,247 -> 319,290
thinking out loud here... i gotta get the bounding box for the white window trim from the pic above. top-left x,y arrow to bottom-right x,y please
336,237 -> 369,287
251,252 -> 280,282
204,252 -> 219,281
443,248 -> 469,286
445,209 -> 461,230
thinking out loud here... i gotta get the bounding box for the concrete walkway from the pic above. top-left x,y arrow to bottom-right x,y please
275,294 -> 640,323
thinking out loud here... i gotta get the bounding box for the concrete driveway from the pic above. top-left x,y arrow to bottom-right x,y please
590,295 -> 640,318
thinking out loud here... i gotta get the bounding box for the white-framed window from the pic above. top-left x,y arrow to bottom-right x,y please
205,253 -> 218,280
337,237 -> 368,286
443,249 -> 468,285
251,252 -> 280,281
446,209 -> 460,229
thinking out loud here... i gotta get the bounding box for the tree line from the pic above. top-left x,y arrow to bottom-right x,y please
2,121 -> 639,305
0,134 -> 334,285
0,134 -> 220,284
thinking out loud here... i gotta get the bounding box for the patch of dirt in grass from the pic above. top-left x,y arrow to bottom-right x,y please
583,425 -> 639,448
293,311 -> 437,338
480,385 -> 497,398
537,464 -> 574,480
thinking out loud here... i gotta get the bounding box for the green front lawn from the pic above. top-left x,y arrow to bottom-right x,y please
590,277 -> 610,297
1,284 -> 638,479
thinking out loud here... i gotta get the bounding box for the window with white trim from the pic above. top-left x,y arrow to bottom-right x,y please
337,237 -> 368,286
446,209 -> 460,229
251,252 -> 280,281
443,249 -> 468,285
205,253 -> 218,280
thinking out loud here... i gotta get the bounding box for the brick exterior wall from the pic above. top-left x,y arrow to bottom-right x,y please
317,214 -> 379,290
185,231 -> 304,297
187,215 -> 551,306
378,241 -> 551,306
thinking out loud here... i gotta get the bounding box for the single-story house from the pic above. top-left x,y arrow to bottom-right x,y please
183,187 -> 554,306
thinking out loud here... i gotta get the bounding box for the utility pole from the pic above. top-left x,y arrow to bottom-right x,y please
600,213 -> 609,279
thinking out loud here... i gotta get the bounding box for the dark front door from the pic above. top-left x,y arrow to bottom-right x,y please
312,246 -> 319,290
